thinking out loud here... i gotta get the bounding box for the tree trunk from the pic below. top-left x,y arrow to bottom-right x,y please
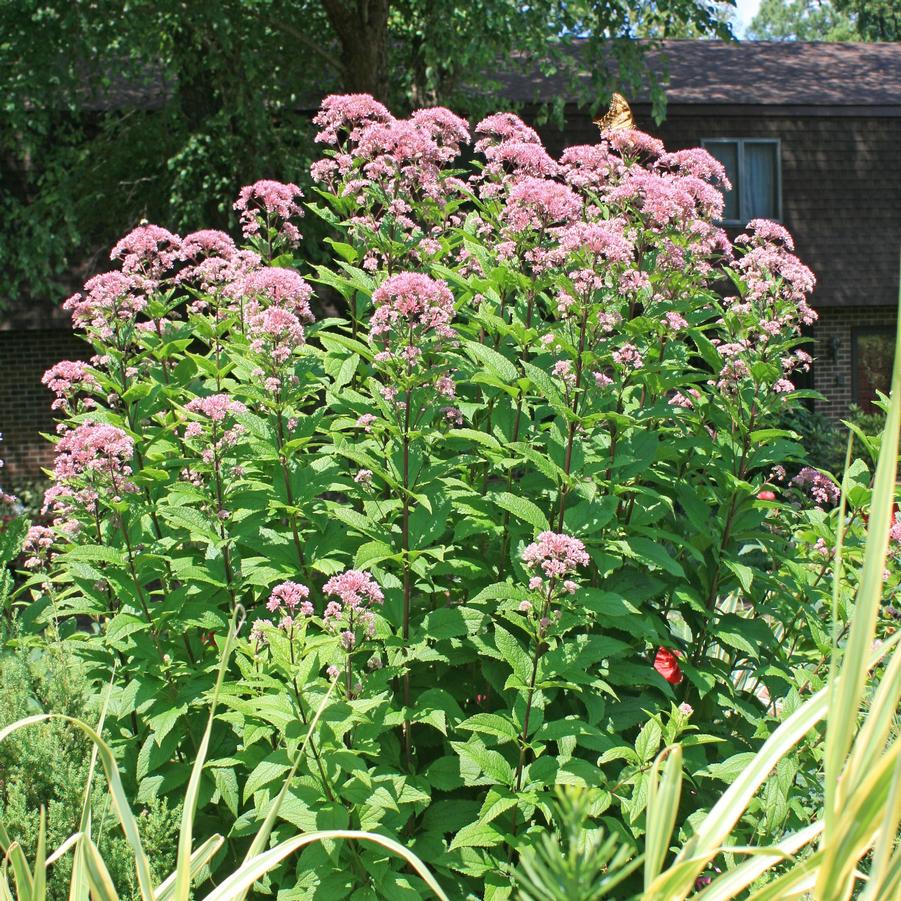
320,0 -> 391,100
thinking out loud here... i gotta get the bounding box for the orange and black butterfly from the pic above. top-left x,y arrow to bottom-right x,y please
594,93 -> 635,134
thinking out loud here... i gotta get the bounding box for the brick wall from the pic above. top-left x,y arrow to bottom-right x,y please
812,305 -> 898,419
0,330 -> 89,477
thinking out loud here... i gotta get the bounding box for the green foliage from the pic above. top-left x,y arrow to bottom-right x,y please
512,786 -> 642,899
0,648 -> 180,899
4,94 -> 891,897
0,0 -> 732,307
833,0 -> 900,40
748,0 -> 858,41
5,337 -> 901,898
778,402 -> 888,476
749,0 -> 899,41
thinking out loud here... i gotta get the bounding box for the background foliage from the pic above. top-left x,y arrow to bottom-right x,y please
0,0 -> 736,309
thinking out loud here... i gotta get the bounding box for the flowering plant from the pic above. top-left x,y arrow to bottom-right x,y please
9,94 -> 874,896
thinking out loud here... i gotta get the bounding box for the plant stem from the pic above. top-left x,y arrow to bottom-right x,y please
555,307 -> 589,531
514,642 -> 542,793
210,425 -> 239,611
401,386 -> 413,768
275,408 -> 308,574
287,638 -> 337,803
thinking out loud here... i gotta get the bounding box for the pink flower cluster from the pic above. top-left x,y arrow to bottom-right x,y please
613,344 -> 644,370
248,306 -> 307,364
64,272 -> 146,339
313,94 -> 393,146
111,225 -> 182,287
472,112 -> 556,192
733,219 -> 817,330
606,128 -> 665,160
473,112 -> 541,155
184,395 -> 247,463
322,569 -> 385,650
555,220 -> 633,264
311,95 -> 469,264
605,168 -> 725,227
370,273 -> 456,363
181,249 -> 261,298
185,394 -> 247,423
180,229 -> 237,263
522,531 -> 590,582
792,467 -> 841,507
658,148 -> 731,189
45,422 -> 137,517
42,361 -> 98,412
891,515 -> 901,544
669,389 -> 701,409
53,422 -> 134,483
558,144 -> 622,191
22,525 -> 54,570
234,180 -> 304,245
502,177 -> 582,234
233,268 -> 314,323
266,580 -> 313,631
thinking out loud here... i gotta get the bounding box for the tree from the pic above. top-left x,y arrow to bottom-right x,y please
833,0 -> 900,40
0,0 -> 733,309
748,0 -> 897,42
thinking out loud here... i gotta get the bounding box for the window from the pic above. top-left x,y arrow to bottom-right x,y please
852,328 -> 895,413
701,139 -> 781,225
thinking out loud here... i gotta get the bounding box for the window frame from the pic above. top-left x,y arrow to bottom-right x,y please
700,137 -> 783,226
851,325 -> 896,412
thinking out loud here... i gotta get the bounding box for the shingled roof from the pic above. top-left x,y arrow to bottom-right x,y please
499,39 -> 901,110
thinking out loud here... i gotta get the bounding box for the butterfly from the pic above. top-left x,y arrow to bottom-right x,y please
593,92 -> 635,134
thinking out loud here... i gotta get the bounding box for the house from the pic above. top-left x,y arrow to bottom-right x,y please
3,40 -> 900,477
513,40 -> 901,422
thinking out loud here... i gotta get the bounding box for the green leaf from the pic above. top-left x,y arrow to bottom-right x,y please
463,340 -> 518,382
445,428 -> 502,451
621,537 -> 685,578
491,492 -> 549,531
452,741 -> 514,785
635,718 -> 663,763
458,713 -> 519,743
494,625 -> 532,685
159,505 -> 221,544
63,545 -> 127,567
449,820 -> 506,852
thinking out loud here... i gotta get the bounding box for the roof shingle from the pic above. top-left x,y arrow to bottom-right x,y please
499,39 -> 901,108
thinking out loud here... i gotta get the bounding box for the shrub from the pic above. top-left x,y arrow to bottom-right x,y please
10,95 -> 872,895
0,647 -> 180,899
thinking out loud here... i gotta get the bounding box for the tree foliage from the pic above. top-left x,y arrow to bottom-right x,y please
0,0 -> 732,309
749,0 -> 898,42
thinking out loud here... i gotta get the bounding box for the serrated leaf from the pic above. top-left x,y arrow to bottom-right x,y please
448,820 -> 506,851
458,713 -> 519,743
491,492 -> 549,531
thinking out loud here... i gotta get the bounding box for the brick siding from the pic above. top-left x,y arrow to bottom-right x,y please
812,305 -> 898,419
0,330 -> 88,477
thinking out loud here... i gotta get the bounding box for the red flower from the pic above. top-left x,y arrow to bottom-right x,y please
654,647 -> 683,685
757,490 -> 776,501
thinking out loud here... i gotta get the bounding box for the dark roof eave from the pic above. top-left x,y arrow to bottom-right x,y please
603,101 -> 901,118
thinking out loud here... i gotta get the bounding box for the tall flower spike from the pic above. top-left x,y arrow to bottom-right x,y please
234,180 -> 304,244
370,273 -> 456,360
521,531 -> 590,580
